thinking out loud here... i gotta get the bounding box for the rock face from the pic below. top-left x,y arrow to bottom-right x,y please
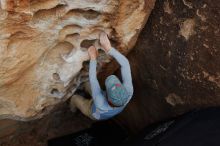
0,0 -> 155,120
0,0 -> 219,145
111,0 -> 220,133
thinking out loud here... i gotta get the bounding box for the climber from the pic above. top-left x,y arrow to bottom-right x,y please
70,32 -> 133,120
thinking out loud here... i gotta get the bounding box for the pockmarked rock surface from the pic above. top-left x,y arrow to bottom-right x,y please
0,0 -> 155,120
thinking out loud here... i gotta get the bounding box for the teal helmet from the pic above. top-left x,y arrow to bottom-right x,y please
105,75 -> 129,107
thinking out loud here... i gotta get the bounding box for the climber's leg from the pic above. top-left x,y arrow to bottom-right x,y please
70,95 -> 95,120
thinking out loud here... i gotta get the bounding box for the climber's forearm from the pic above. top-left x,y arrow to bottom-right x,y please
89,60 -> 105,107
108,48 -> 133,97
89,60 -> 102,96
108,48 -> 129,67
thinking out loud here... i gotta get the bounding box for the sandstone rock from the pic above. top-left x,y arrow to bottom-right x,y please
0,0 -> 155,120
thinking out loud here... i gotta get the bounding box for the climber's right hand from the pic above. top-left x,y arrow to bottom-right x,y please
88,46 -> 98,60
100,32 -> 112,53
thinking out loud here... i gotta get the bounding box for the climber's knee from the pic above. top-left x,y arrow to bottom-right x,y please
70,95 -> 94,119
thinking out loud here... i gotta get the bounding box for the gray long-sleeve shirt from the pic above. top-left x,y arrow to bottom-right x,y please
89,47 -> 133,120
